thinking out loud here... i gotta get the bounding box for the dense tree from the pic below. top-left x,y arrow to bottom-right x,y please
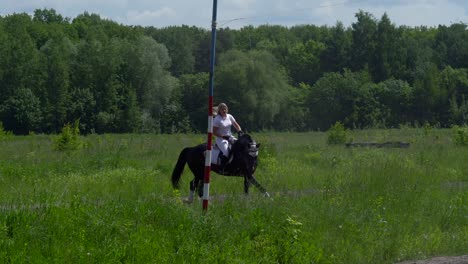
0,9 -> 467,134
285,39 -> 325,85
0,88 -> 42,134
125,36 -> 178,132
145,26 -> 200,76
178,73 -> 210,132
216,49 -> 289,130
40,36 -> 74,132
371,13 -> 403,82
411,62 -> 442,123
0,14 -> 41,101
350,11 -> 377,72
374,79 -> 413,127
320,22 -> 351,73
33,8 -> 68,24
434,23 -> 468,69
306,70 -> 373,130
439,66 -> 468,124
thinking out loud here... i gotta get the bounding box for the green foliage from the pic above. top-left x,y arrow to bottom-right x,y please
286,39 -> 325,85
0,88 -> 42,134
216,49 -> 289,130
54,120 -> 83,151
452,125 -> 468,146
307,70 -> 372,130
0,122 -> 13,140
1,9 -> 468,134
178,73 -> 209,132
423,121 -> 432,136
327,122 -> 348,145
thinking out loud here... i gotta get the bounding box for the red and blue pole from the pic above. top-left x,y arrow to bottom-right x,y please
203,0 -> 218,211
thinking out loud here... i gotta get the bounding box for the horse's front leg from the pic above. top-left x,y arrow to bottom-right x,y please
244,177 -> 251,195
247,174 -> 270,198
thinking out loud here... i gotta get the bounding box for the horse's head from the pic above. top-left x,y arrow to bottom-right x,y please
233,132 -> 260,159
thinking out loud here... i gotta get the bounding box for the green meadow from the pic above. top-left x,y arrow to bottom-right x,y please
0,129 -> 466,263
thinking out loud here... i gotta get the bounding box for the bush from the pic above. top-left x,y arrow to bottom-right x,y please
0,122 -> 13,140
452,125 -> 468,146
54,120 -> 83,151
327,121 -> 348,145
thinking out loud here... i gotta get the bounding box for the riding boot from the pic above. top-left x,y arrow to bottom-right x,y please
220,155 -> 229,169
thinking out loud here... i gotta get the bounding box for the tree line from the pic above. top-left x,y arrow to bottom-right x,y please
0,8 -> 467,134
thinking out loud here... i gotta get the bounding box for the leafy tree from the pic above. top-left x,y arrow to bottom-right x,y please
399,26 -> 436,83
440,66 -> 468,124
39,36 -> 74,132
374,79 -> 413,127
33,8 -> 68,24
273,83 -> 310,131
306,70 -> 373,130
434,23 -> 468,69
117,87 -> 142,133
411,62 -> 442,123
124,35 -> 178,133
68,88 -> 96,133
216,49 -> 289,130
178,72 -> 210,132
146,25 -> 199,76
321,22 -> 352,73
0,88 -> 42,134
350,11 -> 377,72
371,13 -> 404,82
0,13 -> 41,103
285,40 -> 325,85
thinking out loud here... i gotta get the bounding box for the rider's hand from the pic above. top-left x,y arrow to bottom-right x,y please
222,135 -> 230,140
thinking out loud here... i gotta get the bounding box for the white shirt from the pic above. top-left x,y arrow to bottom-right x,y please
213,114 -> 236,137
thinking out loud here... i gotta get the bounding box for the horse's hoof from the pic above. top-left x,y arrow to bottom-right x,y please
183,198 -> 193,204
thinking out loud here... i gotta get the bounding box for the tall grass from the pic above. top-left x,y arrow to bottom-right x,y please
0,130 -> 466,263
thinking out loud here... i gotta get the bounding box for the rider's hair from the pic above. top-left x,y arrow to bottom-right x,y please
218,103 -> 227,110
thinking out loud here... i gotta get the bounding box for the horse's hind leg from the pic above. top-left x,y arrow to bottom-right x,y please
191,168 -> 204,198
184,179 -> 196,204
196,177 -> 204,198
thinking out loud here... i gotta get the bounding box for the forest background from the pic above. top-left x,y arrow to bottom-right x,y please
0,8 -> 467,135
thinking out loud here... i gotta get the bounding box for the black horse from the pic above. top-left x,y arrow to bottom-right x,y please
171,132 -> 270,203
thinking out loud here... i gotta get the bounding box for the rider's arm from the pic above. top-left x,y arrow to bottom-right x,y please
232,120 -> 241,132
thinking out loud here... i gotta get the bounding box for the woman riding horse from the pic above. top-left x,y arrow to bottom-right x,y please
171,131 -> 270,203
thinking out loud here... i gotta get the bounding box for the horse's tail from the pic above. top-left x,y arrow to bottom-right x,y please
171,147 -> 190,189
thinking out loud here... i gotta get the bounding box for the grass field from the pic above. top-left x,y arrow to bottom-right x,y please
0,129 -> 466,263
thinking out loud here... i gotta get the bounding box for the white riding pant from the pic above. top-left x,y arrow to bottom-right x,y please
216,137 -> 229,157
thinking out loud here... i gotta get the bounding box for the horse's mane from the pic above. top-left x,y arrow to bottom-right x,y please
231,133 -> 253,154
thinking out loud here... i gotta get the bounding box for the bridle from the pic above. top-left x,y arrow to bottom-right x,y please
248,141 -> 259,157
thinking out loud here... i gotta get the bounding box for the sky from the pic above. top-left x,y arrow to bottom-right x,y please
1,0 -> 467,29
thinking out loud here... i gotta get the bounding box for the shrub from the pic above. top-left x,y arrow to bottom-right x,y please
327,121 -> 348,145
0,122 -> 13,140
452,125 -> 468,146
54,120 -> 83,151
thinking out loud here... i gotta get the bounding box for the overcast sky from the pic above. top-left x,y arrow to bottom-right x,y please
1,0 -> 467,29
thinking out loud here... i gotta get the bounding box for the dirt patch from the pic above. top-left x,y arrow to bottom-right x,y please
395,255 -> 468,264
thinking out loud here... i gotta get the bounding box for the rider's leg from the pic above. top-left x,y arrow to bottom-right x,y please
216,137 -> 229,166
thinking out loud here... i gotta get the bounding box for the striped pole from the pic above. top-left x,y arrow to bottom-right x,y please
203,0 -> 218,211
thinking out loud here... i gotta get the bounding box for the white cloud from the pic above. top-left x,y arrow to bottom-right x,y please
381,1 -> 466,27
126,8 -> 176,26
